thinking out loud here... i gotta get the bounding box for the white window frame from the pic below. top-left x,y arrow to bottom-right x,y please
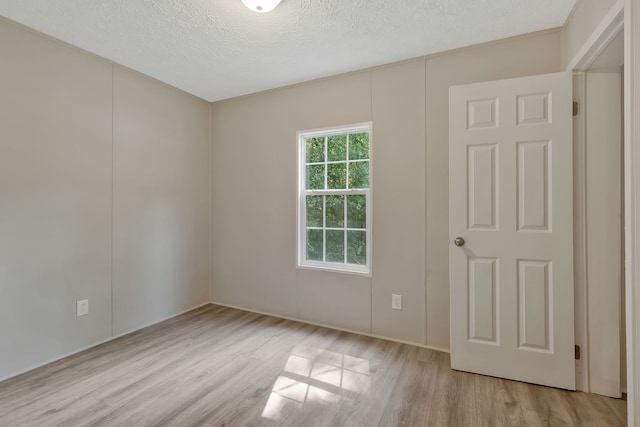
296,122 -> 372,276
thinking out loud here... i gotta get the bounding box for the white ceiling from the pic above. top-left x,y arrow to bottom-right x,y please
0,0 -> 577,102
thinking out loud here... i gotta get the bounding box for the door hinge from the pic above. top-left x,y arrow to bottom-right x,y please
575,345 -> 581,360
573,101 -> 579,117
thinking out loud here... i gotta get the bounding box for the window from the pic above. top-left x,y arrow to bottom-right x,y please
297,123 -> 372,275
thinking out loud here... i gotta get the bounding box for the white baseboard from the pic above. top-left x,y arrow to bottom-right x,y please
210,300 -> 451,354
111,302 -> 211,337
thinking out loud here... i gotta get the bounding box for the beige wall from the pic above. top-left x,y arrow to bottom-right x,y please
563,0 -> 621,67
112,66 -> 210,335
210,31 -> 562,349
210,72 -> 372,325
0,19 -> 210,380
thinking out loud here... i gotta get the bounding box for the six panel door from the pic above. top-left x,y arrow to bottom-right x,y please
449,72 -> 575,390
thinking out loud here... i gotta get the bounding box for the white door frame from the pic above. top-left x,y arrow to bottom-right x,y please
567,0 -> 639,422
571,71 -> 589,393
624,0 -> 640,423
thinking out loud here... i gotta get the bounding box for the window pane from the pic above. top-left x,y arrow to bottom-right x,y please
327,134 -> 346,162
347,195 -> 366,229
348,161 -> 369,189
306,137 -> 325,163
325,195 -> 344,228
306,229 -> 323,261
306,195 -> 323,227
347,231 -> 366,265
348,133 -> 369,160
327,163 -> 346,189
326,230 -> 344,263
306,164 -> 325,190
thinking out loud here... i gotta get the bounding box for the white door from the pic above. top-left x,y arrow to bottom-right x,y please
449,72 -> 575,390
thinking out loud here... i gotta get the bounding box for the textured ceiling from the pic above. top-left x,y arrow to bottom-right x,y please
0,0 -> 576,102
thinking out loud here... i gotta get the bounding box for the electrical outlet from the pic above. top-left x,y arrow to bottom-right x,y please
76,299 -> 89,317
392,294 -> 402,310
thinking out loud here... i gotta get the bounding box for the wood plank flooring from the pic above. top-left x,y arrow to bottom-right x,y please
0,304 -> 626,426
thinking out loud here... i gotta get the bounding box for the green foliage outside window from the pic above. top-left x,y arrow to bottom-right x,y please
305,133 -> 370,191
306,137 -> 324,163
328,135 -> 346,161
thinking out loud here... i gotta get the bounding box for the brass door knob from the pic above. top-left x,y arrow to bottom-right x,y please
454,237 -> 465,247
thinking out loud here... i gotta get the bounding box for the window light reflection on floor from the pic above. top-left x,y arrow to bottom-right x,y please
261,347 -> 372,421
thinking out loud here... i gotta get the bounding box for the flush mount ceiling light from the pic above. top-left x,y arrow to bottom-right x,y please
241,0 -> 281,13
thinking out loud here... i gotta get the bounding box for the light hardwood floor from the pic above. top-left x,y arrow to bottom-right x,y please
0,304 -> 626,426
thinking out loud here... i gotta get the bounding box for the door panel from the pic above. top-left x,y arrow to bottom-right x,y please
468,144 -> 498,230
449,72 -> 574,390
517,140 -> 550,231
468,257 -> 498,344
517,259 -> 551,351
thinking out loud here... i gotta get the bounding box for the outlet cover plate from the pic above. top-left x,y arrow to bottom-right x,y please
77,299 -> 89,317
392,294 -> 402,310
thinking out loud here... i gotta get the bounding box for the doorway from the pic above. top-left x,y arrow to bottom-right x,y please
574,28 -> 625,398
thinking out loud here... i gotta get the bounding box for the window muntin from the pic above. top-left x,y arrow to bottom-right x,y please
297,123 -> 371,275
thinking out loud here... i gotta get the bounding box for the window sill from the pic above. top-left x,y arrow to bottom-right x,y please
297,262 -> 371,277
